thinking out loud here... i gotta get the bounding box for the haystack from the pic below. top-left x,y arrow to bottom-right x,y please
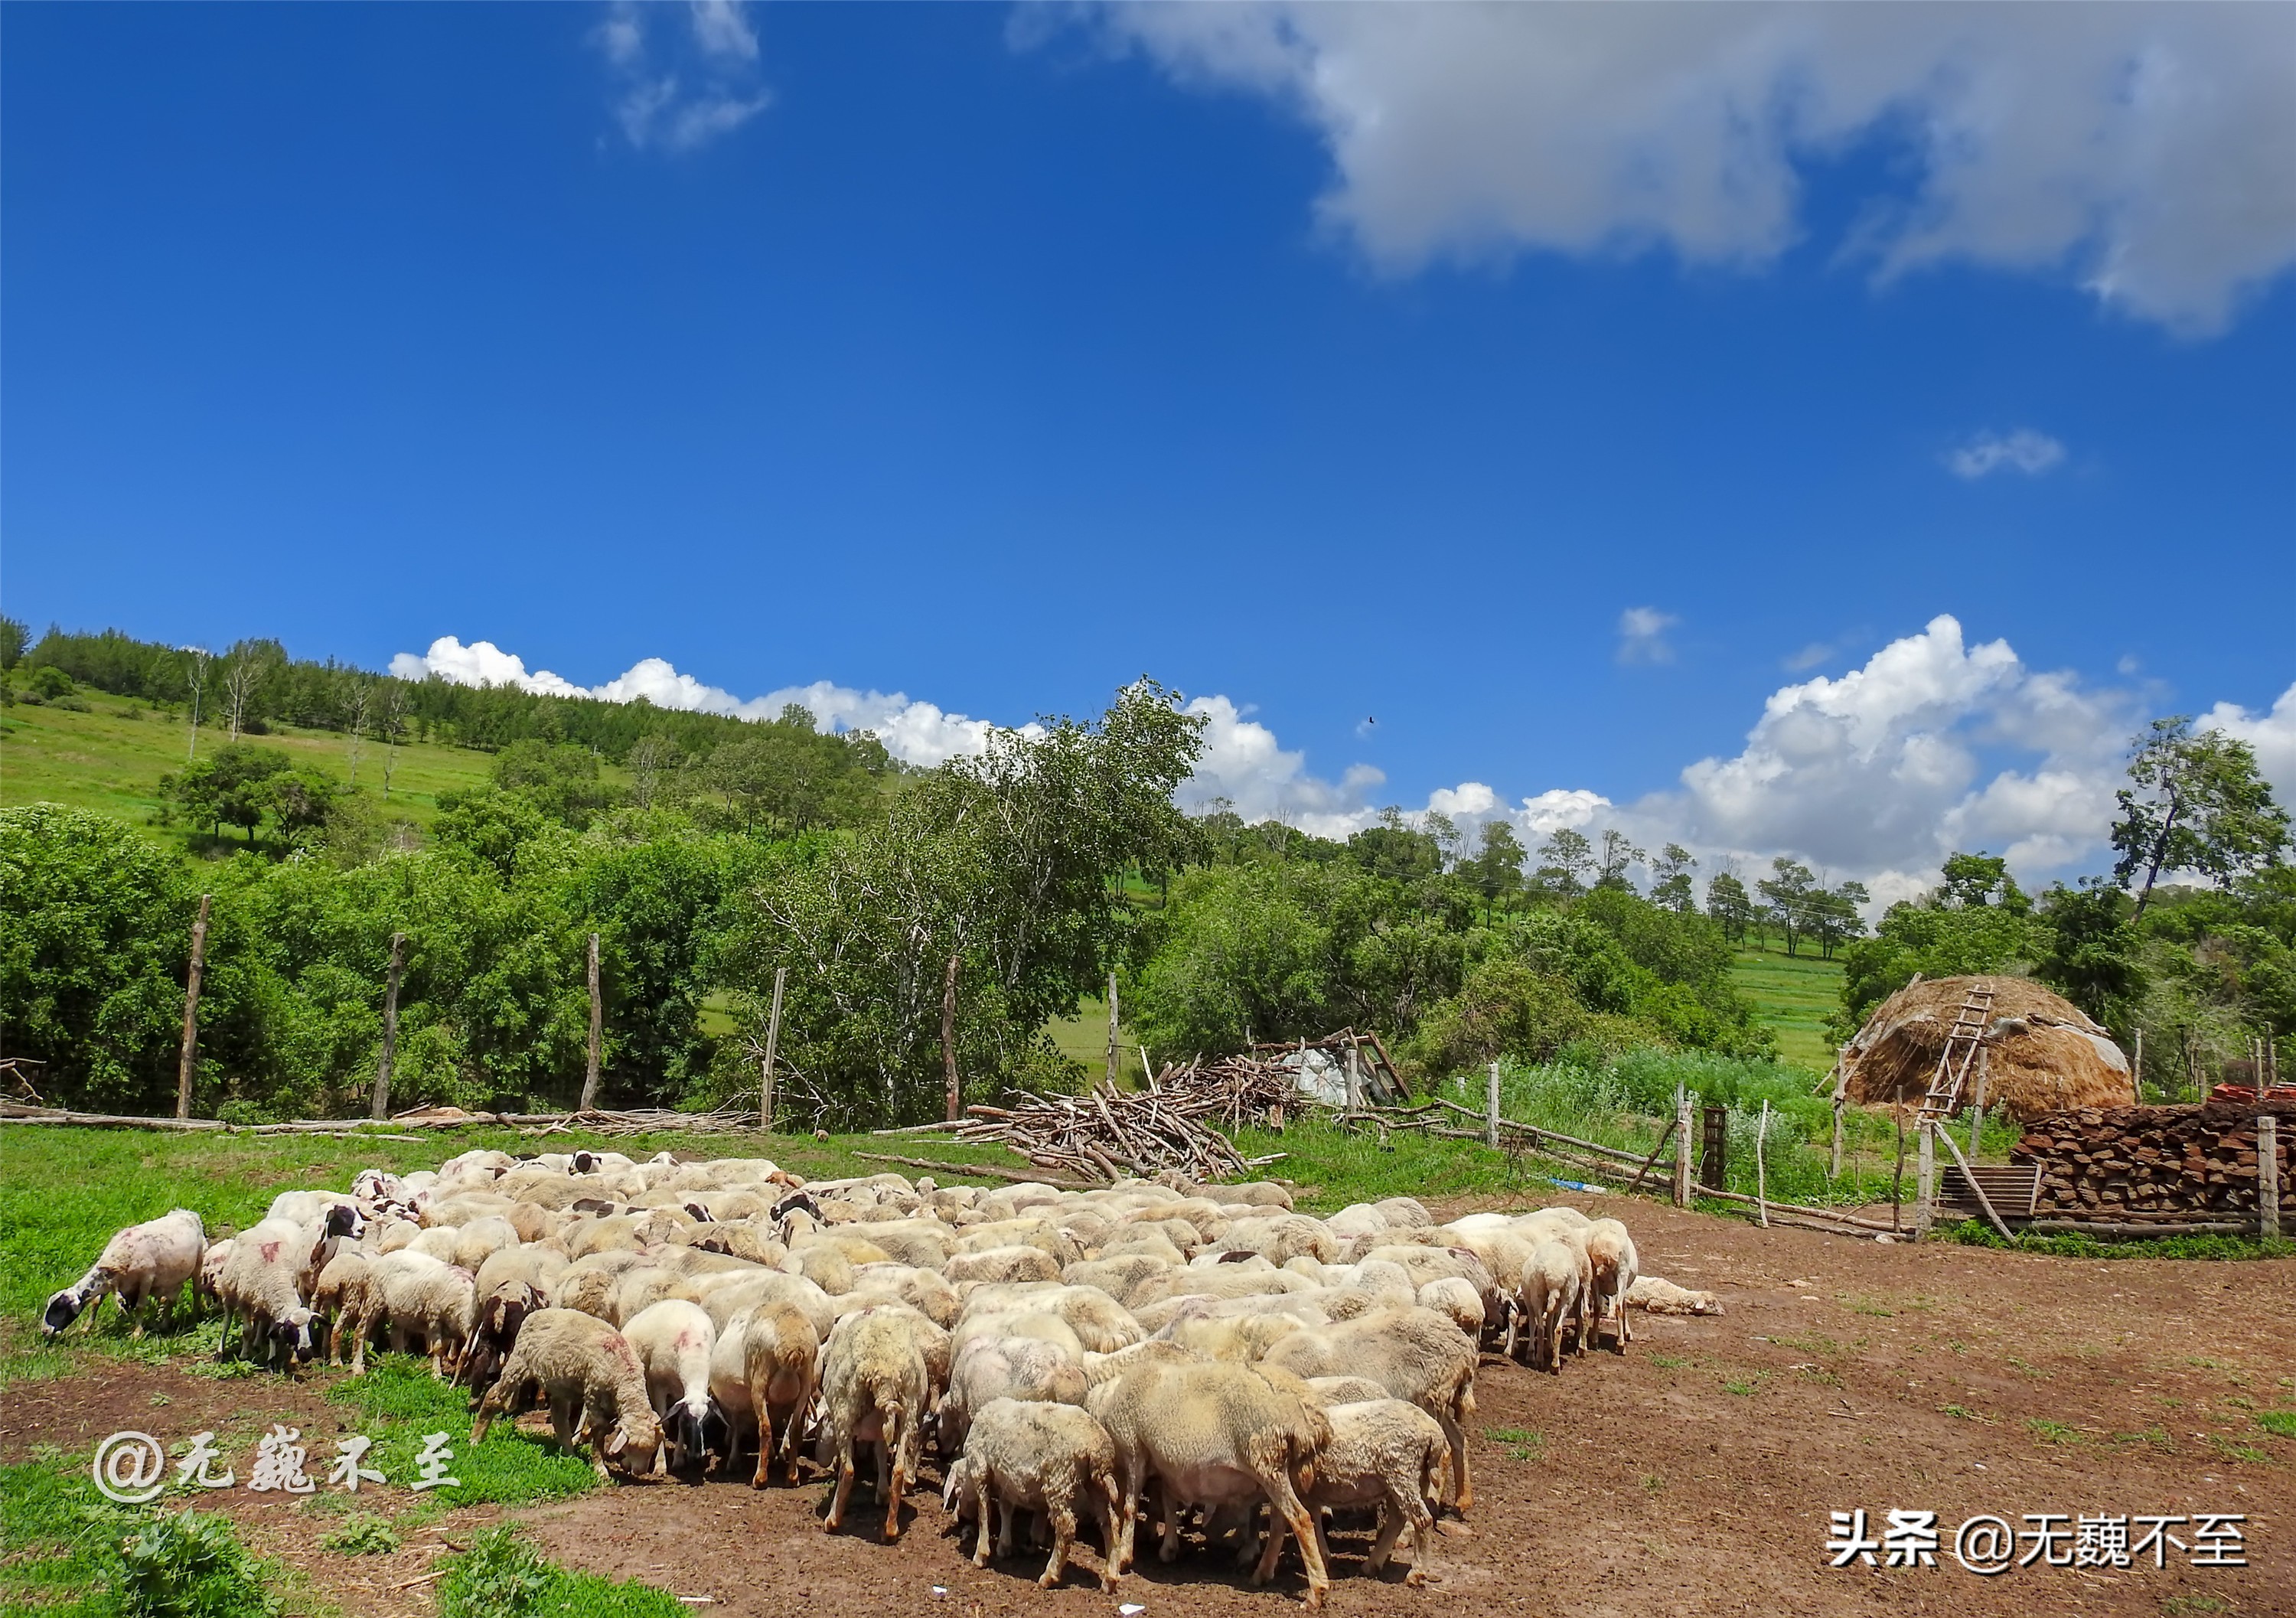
1838,975 -> 2131,1121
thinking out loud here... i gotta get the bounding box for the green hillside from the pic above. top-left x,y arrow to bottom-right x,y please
0,686 -> 566,850
1730,944 -> 1845,1074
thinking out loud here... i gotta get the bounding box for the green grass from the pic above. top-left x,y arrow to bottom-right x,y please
0,685 -> 624,854
2258,1411 -> 2296,1440
437,1527 -> 685,1618
1728,945 -> 1844,1074
1043,995 -> 1150,1086
1936,1222 -> 2296,1261
322,1356 -> 600,1509
318,1512 -> 401,1555
1,1455 -> 285,1617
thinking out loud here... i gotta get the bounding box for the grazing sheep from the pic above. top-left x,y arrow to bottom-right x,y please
944,1245 -> 1063,1287
818,1304 -> 942,1539
738,1303 -> 820,1486
378,1256 -> 477,1377
1625,1275 -> 1724,1316
43,1209 -> 207,1338
311,1249 -> 372,1365
1298,1398 -> 1446,1585
1086,1359 -> 1332,1607
461,1279 -> 544,1394
1416,1277 -> 1485,1342
471,1308 -> 664,1481
215,1217 -> 331,1368
950,1398 -> 1122,1590
623,1300 -> 716,1474
195,1238 -> 235,1314
1583,1218 -> 1640,1349
1260,1306 -> 1478,1515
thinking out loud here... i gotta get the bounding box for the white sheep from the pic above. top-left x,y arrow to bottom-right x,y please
1519,1239 -> 1582,1373
472,1307 -> 664,1481
43,1209 -> 207,1338
1625,1275 -> 1724,1316
623,1299 -> 716,1474
1297,1398 -> 1447,1586
940,1335 -> 1087,1452
818,1303 -> 943,1540
739,1301 -> 820,1488
947,1398 -> 1122,1590
215,1216 -> 331,1368
1582,1218 -> 1640,1350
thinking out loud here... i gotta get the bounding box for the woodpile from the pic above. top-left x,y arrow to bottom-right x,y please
2011,1100 -> 2295,1221
1149,1055 -> 1304,1129
940,1081 -> 1283,1183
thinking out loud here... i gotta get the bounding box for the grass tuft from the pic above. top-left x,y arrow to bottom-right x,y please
436,1527 -> 687,1618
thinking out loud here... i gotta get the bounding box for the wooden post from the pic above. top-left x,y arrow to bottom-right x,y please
371,931 -> 404,1121
1105,972 -> 1120,1088
1967,1042 -> 1990,1162
1672,1085 -> 1692,1208
2132,1027 -> 2144,1104
579,932 -> 602,1111
1699,1103 -> 1728,1192
942,954 -> 961,1123
1915,1118 -> 1936,1241
1486,1062 -> 1502,1150
1756,1099 -> 1771,1228
1345,1043 -> 1361,1117
2260,1114 -> 2281,1241
1828,1059 -> 1848,1179
759,966 -> 786,1133
1891,1108 -> 1908,1231
174,894 -> 211,1121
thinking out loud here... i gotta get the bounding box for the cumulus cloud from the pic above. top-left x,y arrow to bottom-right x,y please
1064,3 -> 2296,334
389,635 -> 1029,769
1616,607 -> 1679,665
2200,683 -> 2296,799
592,1 -> 771,152
1946,429 -> 2067,480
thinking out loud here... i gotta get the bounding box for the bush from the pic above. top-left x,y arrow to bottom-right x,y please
437,1528 -> 686,1618
115,1510 -> 282,1618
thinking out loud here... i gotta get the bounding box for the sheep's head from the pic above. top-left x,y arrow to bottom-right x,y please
324,1203 -> 367,1241
273,1308 -> 319,1363
572,1152 -> 599,1175
599,1408 -> 664,1479
41,1286 -> 88,1337
664,1398 -> 711,1474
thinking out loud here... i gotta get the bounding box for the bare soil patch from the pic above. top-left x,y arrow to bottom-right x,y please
13,1199 -> 2294,1616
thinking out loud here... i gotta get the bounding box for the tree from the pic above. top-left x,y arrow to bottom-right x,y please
1937,851 -> 2029,913
1804,880 -> 1870,960
163,745 -> 292,846
2033,879 -> 2145,1032
1593,829 -> 1645,892
628,734 -> 684,811
339,674 -> 375,789
180,648 -> 212,761
1649,843 -> 1698,912
493,739 -> 609,826
0,615 -> 25,672
1422,811 -> 1463,872
1346,824 -> 1442,883
2112,718 -> 2291,919
1705,870 -> 1754,941
1467,821 -> 1527,917
1537,828 -> 1593,899
221,640 -> 279,741
1756,857 -> 1819,956
375,679 -> 411,799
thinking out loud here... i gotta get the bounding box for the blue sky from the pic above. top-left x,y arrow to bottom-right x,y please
6,3 -> 2292,899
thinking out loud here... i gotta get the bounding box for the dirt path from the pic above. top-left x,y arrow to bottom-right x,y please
12,1199 -> 2292,1616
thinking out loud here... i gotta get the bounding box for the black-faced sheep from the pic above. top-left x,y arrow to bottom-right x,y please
43,1209 -> 207,1338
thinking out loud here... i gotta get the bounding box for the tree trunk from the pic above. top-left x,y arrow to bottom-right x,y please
943,955 -> 960,1123
175,895 -> 211,1121
372,931 -> 403,1121
579,932 -> 602,1110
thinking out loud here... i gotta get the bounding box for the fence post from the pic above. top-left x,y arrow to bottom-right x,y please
2132,1027 -> 2144,1104
1345,1043 -> 1361,1117
760,966 -> 786,1134
1699,1103 -> 1727,1192
1916,1118 -> 1936,1241
1967,1043 -> 1990,1161
1756,1099 -> 1771,1228
175,894 -> 212,1121
1673,1086 -> 1693,1208
1105,973 -> 1120,1088
1486,1062 -> 1502,1150
2260,1114 -> 2281,1241
371,931 -> 404,1121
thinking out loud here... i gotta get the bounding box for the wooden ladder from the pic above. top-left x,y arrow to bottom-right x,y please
1917,980 -> 1994,1124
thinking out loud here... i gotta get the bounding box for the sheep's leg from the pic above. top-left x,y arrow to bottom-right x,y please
751,1403 -> 775,1489
84,1293 -> 106,1335
881,1408 -> 910,1542
1259,1473 -> 1329,1610
1434,1405 -> 1472,1514
1156,1480 -> 1183,1563
1111,1457 -> 1143,1574
1619,1290 -> 1635,1346
970,1479 -> 994,1567
994,1486 -> 1017,1561
823,1431 -> 857,1533
1041,1499 -> 1078,1589
1096,1481 -> 1123,1591
1248,1499 -> 1284,1585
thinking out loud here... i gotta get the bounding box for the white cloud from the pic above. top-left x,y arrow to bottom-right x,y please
389,635 -> 1026,769
2199,683 -> 2296,800
1066,3 -> 2296,334
1616,606 -> 1679,665
592,2 -> 770,153
1945,429 -> 2066,480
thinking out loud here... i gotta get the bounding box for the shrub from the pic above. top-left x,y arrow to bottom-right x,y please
116,1510 -> 282,1618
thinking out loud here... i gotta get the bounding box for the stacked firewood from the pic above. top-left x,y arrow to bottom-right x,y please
1148,1055 -> 1303,1130
2011,1100 -> 2294,1219
953,1081 -> 1278,1183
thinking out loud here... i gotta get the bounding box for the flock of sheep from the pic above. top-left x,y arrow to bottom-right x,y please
42,1147 -> 1721,1606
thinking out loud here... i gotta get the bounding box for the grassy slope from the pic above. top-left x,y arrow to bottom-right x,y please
1730,944 -> 1844,1074
0,686 -> 523,850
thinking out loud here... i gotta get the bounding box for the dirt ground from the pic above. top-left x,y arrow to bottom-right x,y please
11,1195 -> 2293,1617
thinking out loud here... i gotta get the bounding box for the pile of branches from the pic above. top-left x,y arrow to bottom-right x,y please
950,1081 -> 1282,1183
1149,1055 -> 1301,1130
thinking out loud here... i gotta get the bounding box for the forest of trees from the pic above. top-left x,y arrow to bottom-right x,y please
4,616 -> 2288,1120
